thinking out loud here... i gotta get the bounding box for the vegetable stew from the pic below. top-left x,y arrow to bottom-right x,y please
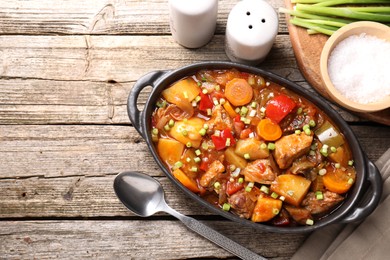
151,69 -> 356,227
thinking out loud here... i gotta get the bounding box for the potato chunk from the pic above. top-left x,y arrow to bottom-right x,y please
251,195 -> 282,222
271,174 -> 311,207
234,138 -> 269,160
157,138 -> 185,167
274,133 -> 313,169
169,118 -> 205,148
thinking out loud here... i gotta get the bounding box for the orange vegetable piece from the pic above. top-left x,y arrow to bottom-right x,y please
157,139 -> 185,168
256,118 -> 282,141
224,78 -> 253,106
222,100 -> 238,118
270,174 -> 311,207
172,168 -> 200,193
251,195 -> 282,222
323,166 -> 356,194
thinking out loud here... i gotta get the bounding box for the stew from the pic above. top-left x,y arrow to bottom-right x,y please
151,69 -> 356,227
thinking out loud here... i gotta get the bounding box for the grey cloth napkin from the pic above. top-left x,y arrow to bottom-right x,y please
292,148 -> 390,260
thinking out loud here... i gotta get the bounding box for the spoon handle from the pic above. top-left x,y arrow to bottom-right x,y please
165,207 -> 266,260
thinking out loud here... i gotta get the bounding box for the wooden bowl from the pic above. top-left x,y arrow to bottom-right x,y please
320,21 -> 390,112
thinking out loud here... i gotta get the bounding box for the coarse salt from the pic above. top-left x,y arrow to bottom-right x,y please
328,33 -> 390,104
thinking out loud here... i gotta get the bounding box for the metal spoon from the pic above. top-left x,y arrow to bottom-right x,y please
113,171 -> 266,260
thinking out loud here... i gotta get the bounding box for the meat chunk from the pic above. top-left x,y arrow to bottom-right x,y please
208,105 -> 234,132
242,159 -> 277,184
200,160 -> 225,188
228,190 -> 257,219
284,205 -> 313,225
274,133 -> 313,169
302,191 -> 344,215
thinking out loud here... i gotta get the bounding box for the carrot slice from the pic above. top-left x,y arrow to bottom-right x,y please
224,78 -> 253,106
256,118 -> 282,141
222,100 -> 238,118
172,168 -> 200,193
323,166 -> 356,194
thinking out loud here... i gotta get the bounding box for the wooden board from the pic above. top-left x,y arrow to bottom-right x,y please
284,0 -> 390,126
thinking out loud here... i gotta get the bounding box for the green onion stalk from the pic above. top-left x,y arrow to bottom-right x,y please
280,0 -> 390,36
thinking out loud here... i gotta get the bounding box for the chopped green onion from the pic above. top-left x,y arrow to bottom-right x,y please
287,190 -> 294,196
195,149 -> 201,156
273,208 -> 280,215
181,130 -> 188,136
203,124 -> 209,130
238,177 -> 244,184
190,166 -> 198,172
260,185 -> 269,194
168,119 -> 175,127
271,192 -> 279,199
230,165 -> 237,171
202,88 -> 208,94
186,157 -> 191,163
268,143 -> 276,150
335,163 -> 341,169
260,143 -> 267,150
260,107 -> 266,113
219,98 -> 226,105
348,160 -> 354,166
318,168 -> 327,176
207,108 -> 212,116
183,91 -> 189,99
306,219 -> 314,226
304,128 -> 311,135
186,142 -> 192,148
201,142 -> 209,150
295,129 -> 302,135
235,107 -> 241,113
309,150 -> 316,156
279,196 -> 285,201
297,107 -> 303,114
303,124 -> 310,131
225,138 -> 231,147
244,153 -> 251,160
245,186 -> 252,192
194,157 -> 201,163
197,81 -> 202,87
222,203 -> 231,211
195,95 -> 201,102
214,182 -> 221,189
213,97 -> 219,106
251,102 -> 257,108
240,106 -> 249,116
330,146 -> 337,153
152,128 -> 159,135
173,161 -> 183,169
164,124 -> 170,131
315,191 -> 324,200
309,119 -> 316,127
348,178 -> 354,184
199,128 -> 206,136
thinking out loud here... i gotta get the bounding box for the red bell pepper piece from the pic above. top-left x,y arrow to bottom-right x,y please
199,92 -> 213,111
226,180 -> 244,195
211,128 -> 236,150
265,94 -> 296,123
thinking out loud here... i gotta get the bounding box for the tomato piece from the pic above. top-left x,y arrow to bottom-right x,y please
199,92 -> 213,111
226,180 -> 244,195
200,160 -> 209,171
239,128 -> 252,139
211,128 -> 236,150
266,94 -> 296,123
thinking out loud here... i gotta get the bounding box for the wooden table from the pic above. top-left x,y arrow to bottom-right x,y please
0,1 -> 389,259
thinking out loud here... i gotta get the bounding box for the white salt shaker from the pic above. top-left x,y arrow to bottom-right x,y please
225,0 -> 279,65
169,0 -> 218,49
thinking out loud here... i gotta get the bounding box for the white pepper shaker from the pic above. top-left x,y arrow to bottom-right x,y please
225,0 -> 279,65
169,0 -> 218,49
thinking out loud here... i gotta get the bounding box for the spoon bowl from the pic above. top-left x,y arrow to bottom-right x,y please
113,171 -> 266,260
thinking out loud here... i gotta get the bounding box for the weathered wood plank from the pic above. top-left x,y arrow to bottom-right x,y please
0,220 -> 305,259
0,34 -> 362,124
0,35 -> 299,82
0,124 -> 388,218
0,0 -> 288,35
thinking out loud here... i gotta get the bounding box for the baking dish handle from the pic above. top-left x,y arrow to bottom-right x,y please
341,158 -> 383,223
127,70 -> 168,138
